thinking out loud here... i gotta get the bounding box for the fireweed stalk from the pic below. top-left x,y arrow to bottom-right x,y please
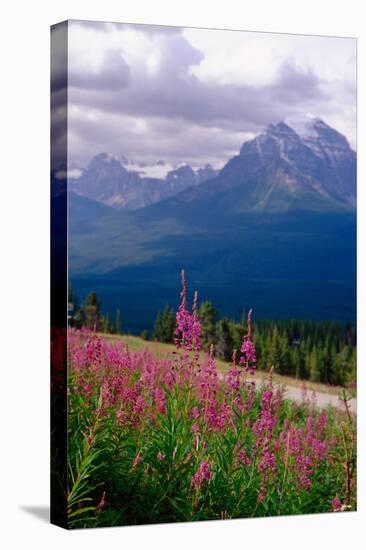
65,275 -> 356,527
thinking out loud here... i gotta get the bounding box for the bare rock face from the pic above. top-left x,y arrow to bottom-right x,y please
69,117 -> 355,213
170,117 -> 355,213
70,154 -> 218,211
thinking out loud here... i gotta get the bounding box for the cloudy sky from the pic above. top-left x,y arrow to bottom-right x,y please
58,20 -> 356,170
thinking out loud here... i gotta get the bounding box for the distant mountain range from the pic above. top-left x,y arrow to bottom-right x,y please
65,116 -> 356,331
69,116 -> 355,213
69,154 -> 218,210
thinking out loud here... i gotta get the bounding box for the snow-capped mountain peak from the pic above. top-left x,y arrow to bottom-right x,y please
70,154 -> 219,210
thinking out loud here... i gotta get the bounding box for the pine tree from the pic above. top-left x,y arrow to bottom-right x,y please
84,291 -> 101,330
199,301 -> 218,350
115,309 -> 121,334
310,346 -> 320,382
73,307 -> 85,329
267,325 -> 281,372
278,330 -> 291,375
100,313 -> 112,334
215,319 -> 234,361
153,305 -> 176,343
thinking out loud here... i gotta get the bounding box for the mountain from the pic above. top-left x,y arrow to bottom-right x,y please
68,117 -> 356,332
151,117 -> 355,214
70,117 -> 355,214
69,153 -> 218,210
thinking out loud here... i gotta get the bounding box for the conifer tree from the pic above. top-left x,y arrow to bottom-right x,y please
199,301 -> 218,350
215,319 -> 234,361
84,291 -> 101,330
310,346 -> 320,382
153,305 -> 176,343
115,309 -> 121,334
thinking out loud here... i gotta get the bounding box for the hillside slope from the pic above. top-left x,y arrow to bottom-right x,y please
68,118 -> 356,330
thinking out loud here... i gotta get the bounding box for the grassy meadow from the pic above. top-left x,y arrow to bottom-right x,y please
65,278 -> 356,528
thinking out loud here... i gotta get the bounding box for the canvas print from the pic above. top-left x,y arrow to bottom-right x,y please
51,20 -> 357,528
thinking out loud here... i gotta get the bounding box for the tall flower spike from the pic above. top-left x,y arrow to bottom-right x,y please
247,309 -> 253,339
226,349 -> 241,391
174,271 -> 201,352
193,290 -> 198,313
181,269 -> 187,308
239,309 -> 257,374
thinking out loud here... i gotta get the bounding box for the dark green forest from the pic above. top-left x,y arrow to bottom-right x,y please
150,302 -> 356,388
69,290 -> 356,388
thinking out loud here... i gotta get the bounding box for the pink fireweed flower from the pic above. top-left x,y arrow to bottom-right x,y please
258,450 -> 277,474
252,386 -> 278,498
295,454 -> 312,490
257,486 -> 266,504
133,395 -> 146,419
157,451 -> 165,462
239,338 -> 256,374
116,408 -> 127,425
174,270 -> 201,352
226,367 -> 241,391
194,349 -> 219,402
84,335 -> 103,370
191,460 -> 212,489
154,387 -> 166,414
190,406 -> 200,419
240,339 -> 256,365
279,415 -> 331,493
163,369 -> 175,386
226,349 -> 242,391
316,410 -> 328,435
331,496 -> 343,512
206,400 -> 232,432
253,390 -> 276,442
237,446 -> 252,466
132,452 -> 142,468
140,361 -> 157,386
239,311 -> 256,374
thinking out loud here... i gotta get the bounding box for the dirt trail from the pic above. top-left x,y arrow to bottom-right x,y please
278,383 -> 357,414
219,373 -> 357,414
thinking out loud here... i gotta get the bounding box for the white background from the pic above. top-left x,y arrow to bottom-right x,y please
1,1 -> 364,548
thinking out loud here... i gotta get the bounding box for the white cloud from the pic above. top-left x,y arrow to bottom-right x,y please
65,21 -> 356,168
184,28 -> 356,88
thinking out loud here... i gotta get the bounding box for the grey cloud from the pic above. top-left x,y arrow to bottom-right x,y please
66,27 -> 340,168
70,20 -> 183,36
70,57 -> 326,131
69,114 -> 247,168
69,50 -> 130,91
123,22 -> 183,36
271,62 -> 324,101
69,19 -> 112,32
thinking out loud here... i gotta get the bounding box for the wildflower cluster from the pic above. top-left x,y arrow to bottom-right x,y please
65,277 -> 356,528
174,270 -> 201,352
191,460 -> 212,489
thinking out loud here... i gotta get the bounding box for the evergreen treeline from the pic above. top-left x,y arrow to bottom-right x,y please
68,288 -> 121,335
68,289 -> 356,387
250,319 -> 356,387
151,302 -> 356,387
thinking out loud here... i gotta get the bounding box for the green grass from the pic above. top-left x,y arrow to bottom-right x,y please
67,329 -> 357,527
